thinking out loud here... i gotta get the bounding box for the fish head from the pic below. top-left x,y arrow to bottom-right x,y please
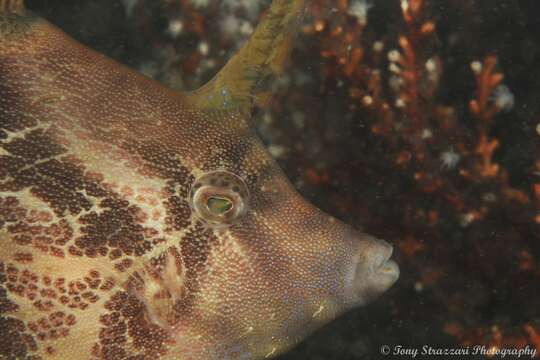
168,113 -> 400,357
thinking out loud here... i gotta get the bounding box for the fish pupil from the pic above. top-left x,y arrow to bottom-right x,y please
207,196 -> 233,215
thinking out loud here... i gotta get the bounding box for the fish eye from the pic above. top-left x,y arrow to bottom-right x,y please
190,171 -> 249,228
206,196 -> 233,215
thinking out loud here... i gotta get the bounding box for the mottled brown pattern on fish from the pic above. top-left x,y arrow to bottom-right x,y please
0,14 -> 289,359
97,290 -> 171,359
0,1 -> 399,359
0,315 -> 40,360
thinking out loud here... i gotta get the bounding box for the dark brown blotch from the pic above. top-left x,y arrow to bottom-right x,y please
0,316 -> 39,360
164,194 -> 191,231
98,291 -> 170,359
76,197 -> 154,257
0,196 -> 26,229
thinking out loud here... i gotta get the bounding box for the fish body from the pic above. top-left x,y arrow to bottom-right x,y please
0,1 -> 399,359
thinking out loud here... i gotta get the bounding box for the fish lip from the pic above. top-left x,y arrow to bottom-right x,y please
344,234 -> 400,306
378,258 -> 400,279
370,240 -> 400,281
373,240 -> 393,268
373,241 -> 398,274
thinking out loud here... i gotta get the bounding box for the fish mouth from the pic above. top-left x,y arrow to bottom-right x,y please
375,256 -> 400,286
372,243 -> 400,278
345,234 -> 400,306
365,240 -> 400,294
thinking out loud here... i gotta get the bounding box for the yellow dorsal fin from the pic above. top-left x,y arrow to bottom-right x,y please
0,0 -> 25,14
186,0 -> 306,112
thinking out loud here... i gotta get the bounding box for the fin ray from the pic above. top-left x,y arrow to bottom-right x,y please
186,0 -> 306,111
0,0 -> 25,14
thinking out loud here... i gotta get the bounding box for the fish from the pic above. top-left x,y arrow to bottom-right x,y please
0,0 -> 399,359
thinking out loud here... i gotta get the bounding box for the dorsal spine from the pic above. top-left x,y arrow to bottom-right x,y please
1,0 -> 25,14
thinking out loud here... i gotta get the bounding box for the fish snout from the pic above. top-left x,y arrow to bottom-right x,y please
343,232 -> 400,307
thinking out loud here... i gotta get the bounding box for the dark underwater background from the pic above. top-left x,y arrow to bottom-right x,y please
26,0 -> 539,359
